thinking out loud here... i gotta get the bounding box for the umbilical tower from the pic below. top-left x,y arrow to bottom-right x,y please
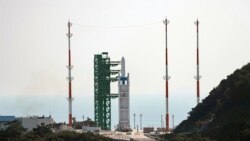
94,52 -> 119,130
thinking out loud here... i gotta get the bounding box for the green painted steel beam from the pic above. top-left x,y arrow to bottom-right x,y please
94,52 -> 119,130
110,93 -> 119,99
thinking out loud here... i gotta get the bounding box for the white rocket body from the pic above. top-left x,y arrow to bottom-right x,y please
118,57 -> 130,131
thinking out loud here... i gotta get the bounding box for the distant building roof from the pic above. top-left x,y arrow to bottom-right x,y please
0,116 -> 15,122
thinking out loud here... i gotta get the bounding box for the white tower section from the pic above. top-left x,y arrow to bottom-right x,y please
118,57 -> 130,131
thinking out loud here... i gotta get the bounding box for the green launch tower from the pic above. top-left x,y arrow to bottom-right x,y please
94,52 -> 119,130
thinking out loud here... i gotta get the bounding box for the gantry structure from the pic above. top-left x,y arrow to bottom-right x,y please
94,52 -> 119,130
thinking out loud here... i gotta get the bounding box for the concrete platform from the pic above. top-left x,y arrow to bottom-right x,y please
100,130 -> 155,141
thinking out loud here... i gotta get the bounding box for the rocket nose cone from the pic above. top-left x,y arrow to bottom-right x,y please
121,57 -> 125,65
121,57 -> 125,77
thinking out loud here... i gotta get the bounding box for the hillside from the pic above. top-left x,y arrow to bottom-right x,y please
174,63 -> 250,141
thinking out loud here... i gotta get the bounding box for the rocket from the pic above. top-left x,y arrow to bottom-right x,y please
118,57 -> 130,131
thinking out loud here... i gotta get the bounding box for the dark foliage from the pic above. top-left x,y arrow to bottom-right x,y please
173,63 -> 250,141
0,120 -> 25,141
0,122 -> 112,141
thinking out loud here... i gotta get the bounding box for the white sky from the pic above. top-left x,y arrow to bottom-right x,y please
1,0 -> 250,128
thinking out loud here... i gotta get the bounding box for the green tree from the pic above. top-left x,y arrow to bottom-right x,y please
0,120 -> 25,141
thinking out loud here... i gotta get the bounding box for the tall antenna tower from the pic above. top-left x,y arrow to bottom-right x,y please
140,113 -> 142,130
161,115 -> 163,131
66,21 -> 74,127
163,18 -> 170,132
172,115 -> 175,129
133,113 -> 136,129
194,19 -> 201,104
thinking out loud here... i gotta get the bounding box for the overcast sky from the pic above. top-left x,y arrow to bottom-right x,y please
1,0 -> 250,129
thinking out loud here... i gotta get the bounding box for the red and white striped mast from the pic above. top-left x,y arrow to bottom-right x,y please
194,19 -> 201,104
66,21 -> 74,127
163,18 -> 170,132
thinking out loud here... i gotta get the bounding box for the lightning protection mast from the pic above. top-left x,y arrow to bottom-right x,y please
140,113 -> 142,130
66,21 -> 74,127
194,19 -> 201,104
163,18 -> 170,132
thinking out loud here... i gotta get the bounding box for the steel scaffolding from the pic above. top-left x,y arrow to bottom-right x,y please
94,52 -> 119,130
